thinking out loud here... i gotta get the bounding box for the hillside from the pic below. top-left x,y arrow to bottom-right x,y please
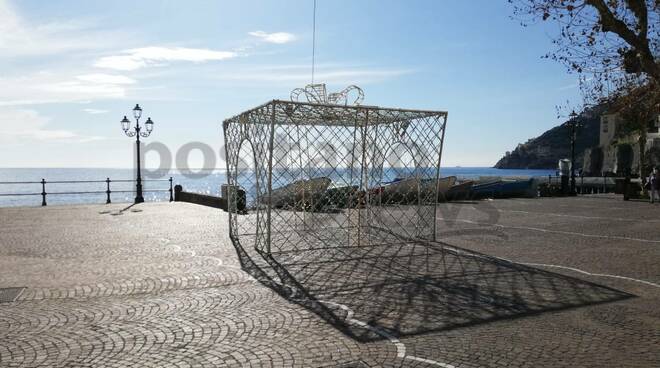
494,106 -> 604,170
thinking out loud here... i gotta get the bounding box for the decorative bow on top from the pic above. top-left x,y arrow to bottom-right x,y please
291,84 -> 364,106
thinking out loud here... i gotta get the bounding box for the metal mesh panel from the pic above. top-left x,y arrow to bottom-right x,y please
224,99 -> 447,259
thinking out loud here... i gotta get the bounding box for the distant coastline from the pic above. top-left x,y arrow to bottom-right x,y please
494,106 -> 603,171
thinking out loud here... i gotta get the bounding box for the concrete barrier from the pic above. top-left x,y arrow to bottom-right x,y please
174,185 -> 226,209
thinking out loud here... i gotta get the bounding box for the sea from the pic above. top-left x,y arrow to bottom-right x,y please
0,167 -> 556,207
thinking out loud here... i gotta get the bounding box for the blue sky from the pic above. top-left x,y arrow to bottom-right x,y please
0,0 -> 581,168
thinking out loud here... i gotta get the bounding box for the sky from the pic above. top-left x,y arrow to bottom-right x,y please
0,0 -> 582,169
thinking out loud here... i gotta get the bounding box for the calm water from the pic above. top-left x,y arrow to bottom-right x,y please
0,167 -> 555,207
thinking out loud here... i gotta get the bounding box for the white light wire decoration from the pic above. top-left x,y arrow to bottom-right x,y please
223,85 -> 448,262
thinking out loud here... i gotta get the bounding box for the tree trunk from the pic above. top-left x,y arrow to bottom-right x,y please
586,0 -> 660,84
639,133 -> 647,181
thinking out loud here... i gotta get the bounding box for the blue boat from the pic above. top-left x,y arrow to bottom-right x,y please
471,178 -> 537,199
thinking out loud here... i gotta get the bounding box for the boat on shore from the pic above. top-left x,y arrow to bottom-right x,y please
315,185 -> 360,210
471,178 -> 537,199
263,175 -> 539,211
441,180 -> 474,201
376,176 -> 457,204
266,177 -> 332,208
421,176 -> 457,200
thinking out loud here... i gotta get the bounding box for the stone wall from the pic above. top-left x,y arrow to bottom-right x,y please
582,147 -> 604,176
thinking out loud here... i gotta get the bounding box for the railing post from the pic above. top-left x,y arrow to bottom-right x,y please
106,178 -> 112,204
169,177 -> 174,202
41,179 -> 47,206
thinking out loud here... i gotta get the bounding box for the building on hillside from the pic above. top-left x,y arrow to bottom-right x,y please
588,110 -> 660,175
649,116 -> 660,148
599,113 -> 618,147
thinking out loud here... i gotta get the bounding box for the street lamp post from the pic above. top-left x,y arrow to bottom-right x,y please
569,110 -> 579,195
121,104 -> 154,204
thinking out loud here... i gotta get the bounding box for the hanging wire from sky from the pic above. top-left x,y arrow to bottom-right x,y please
311,0 -> 317,85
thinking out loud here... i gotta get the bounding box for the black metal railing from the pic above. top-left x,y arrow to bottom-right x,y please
544,174 -> 617,194
0,177 -> 173,206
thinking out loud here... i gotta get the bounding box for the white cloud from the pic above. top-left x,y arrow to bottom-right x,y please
0,71 -> 130,106
94,47 -> 238,71
0,1 -> 135,106
214,65 -> 413,85
82,108 -> 109,114
0,0 -> 125,57
248,31 -> 296,44
556,83 -> 578,91
0,108 -> 104,143
76,74 -> 136,85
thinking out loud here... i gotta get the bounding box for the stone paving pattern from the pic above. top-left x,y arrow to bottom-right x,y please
0,195 -> 659,367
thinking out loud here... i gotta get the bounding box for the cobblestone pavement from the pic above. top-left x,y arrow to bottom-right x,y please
0,195 -> 659,367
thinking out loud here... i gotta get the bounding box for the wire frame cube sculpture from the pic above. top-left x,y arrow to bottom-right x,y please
223,93 -> 447,260
221,92 -> 630,343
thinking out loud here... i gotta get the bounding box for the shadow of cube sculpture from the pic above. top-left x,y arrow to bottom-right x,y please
223,99 -> 448,259
222,100 -> 632,343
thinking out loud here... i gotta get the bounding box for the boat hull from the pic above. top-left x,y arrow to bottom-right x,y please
377,176 -> 457,204
266,177 -> 332,209
471,178 -> 537,199
442,181 -> 474,201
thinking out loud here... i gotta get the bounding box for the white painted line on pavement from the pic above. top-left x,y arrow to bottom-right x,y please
479,208 -> 660,223
513,262 -> 660,289
438,218 -> 660,244
439,243 -> 660,289
318,299 -> 456,368
405,355 -> 457,368
161,237 -> 247,271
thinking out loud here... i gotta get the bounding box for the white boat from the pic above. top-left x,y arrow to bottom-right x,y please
266,177 -> 332,208
420,176 -> 457,198
378,176 -> 456,203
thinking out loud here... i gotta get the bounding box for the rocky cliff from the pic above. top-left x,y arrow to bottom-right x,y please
494,106 -> 604,170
